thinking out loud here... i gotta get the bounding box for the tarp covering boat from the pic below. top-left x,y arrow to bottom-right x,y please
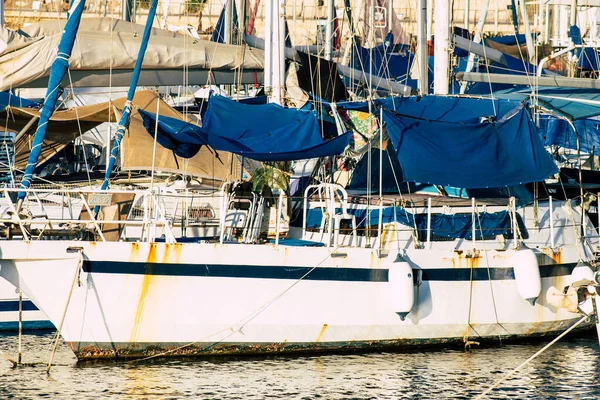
375,95 -> 521,121
350,44 -> 420,89
0,18 -> 264,91
493,87 -> 600,120
382,106 -> 558,188
0,91 -> 39,109
539,116 -> 600,156
1,91 -> 242,180
139,95 -> 351,161
305,206 -> 527,240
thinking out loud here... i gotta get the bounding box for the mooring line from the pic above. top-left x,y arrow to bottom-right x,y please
1,350 -> 17,367
128,241 -> 355,363
476,314 -> 589,399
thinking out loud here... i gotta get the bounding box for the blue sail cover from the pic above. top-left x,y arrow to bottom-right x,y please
0,91 -> 39,110
139,95 -> 351,161
304,207 -> 527,240
539,116 -> 600,155
383,107 -> 558,188
494,87 -> 600,120
376,95 -> 521,121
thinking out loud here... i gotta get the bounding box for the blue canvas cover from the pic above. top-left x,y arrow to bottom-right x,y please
304,207 -> 527,241
578,47 -> 599,71
140,96 -> 351,161
376,95 -> 521,121
538,115 -> 600,155
0,91 -> 39,110
383,106 -> 558,188
494,87 -> 600,120
486,34 -> 532,46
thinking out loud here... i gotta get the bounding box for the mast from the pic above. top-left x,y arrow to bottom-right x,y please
18,0 -> 87,201
459,0 -> 490,94
98,0 -> 160,194
433,0 -> 450,94
417,0 -> 428,95
519,0 -> 535,63
324,0 -> 335,61
224,0 -> 234,44
122,0 -> 133,22
570,0 -> 577,26
264,0 -> 285,104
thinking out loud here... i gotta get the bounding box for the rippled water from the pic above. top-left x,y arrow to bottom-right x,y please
1,332 -> 600,399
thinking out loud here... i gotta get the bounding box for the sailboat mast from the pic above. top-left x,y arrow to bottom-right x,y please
122,0 -> 133,22
570,0 -> 577,26
518,0 -> 535,63
265,0 -> 285,104
433,0 -> 449,94
99,0 -> 160,193
417,0 -> 428,95
224,0 -> 233,44
459,0 -> 490,94
18,0 -> 87,201
324,0 -> 335,61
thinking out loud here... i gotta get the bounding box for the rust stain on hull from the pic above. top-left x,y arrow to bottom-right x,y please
315,324 -> 328,343
130,244 -> 158,342
538,247 -> 562,265
70,323 -> 594,361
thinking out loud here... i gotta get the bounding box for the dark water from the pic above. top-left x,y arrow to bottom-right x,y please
1,332 -> 600,399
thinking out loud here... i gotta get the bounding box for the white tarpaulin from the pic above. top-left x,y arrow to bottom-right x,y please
0,18 -> 264,91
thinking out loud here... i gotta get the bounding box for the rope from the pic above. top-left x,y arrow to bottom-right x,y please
475,314 -> 589,399
476,207 -> 506,339
47,251 -> 83,373
128,241 -> 354,362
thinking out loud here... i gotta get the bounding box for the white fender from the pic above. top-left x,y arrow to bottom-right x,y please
570,261 -> 595,284
389,259 -> 414,320
512,246 -> 541,306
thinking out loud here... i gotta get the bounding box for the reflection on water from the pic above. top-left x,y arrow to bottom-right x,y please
1,332 -> 600,399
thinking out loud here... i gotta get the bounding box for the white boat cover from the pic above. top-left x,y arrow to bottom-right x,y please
0,18 -> 264,91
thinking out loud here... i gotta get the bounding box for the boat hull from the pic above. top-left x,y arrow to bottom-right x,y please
0,278 -> 53,332
0,240 -> 590,359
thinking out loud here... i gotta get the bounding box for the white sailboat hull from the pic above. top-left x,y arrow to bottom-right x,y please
0,278 -> 53,332
0,240 -> 588,359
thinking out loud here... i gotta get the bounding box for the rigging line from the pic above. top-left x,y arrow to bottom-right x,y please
564,198 -> 584,260
384,149 -> 417,242
480,35 -> 497,116
65,71 -> 92,185
129,240 -> 357,363
475,207 -> 505,337
511,25 -> 535,94
198,0 -> 231,122
475,314 -> 589,399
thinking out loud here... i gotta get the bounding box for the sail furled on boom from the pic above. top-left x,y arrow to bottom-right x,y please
382,106 -> 558,188
18,0 -> 86,199
99,0 -> 159,192
139,95 -> 351,161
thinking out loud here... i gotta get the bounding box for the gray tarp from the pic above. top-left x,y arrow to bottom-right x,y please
0,18 -> 264,91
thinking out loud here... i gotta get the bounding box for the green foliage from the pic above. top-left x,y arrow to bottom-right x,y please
186,0 -> 206,14
251,165 -> 289,193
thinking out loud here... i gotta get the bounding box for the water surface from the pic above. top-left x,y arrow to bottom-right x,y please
1,332 -> 599,399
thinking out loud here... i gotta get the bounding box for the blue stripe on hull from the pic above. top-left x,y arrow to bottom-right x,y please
84,261 -> 389,282
0,320 -> 54,332
83,261 -> 577,282
0,300 -> 39,312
